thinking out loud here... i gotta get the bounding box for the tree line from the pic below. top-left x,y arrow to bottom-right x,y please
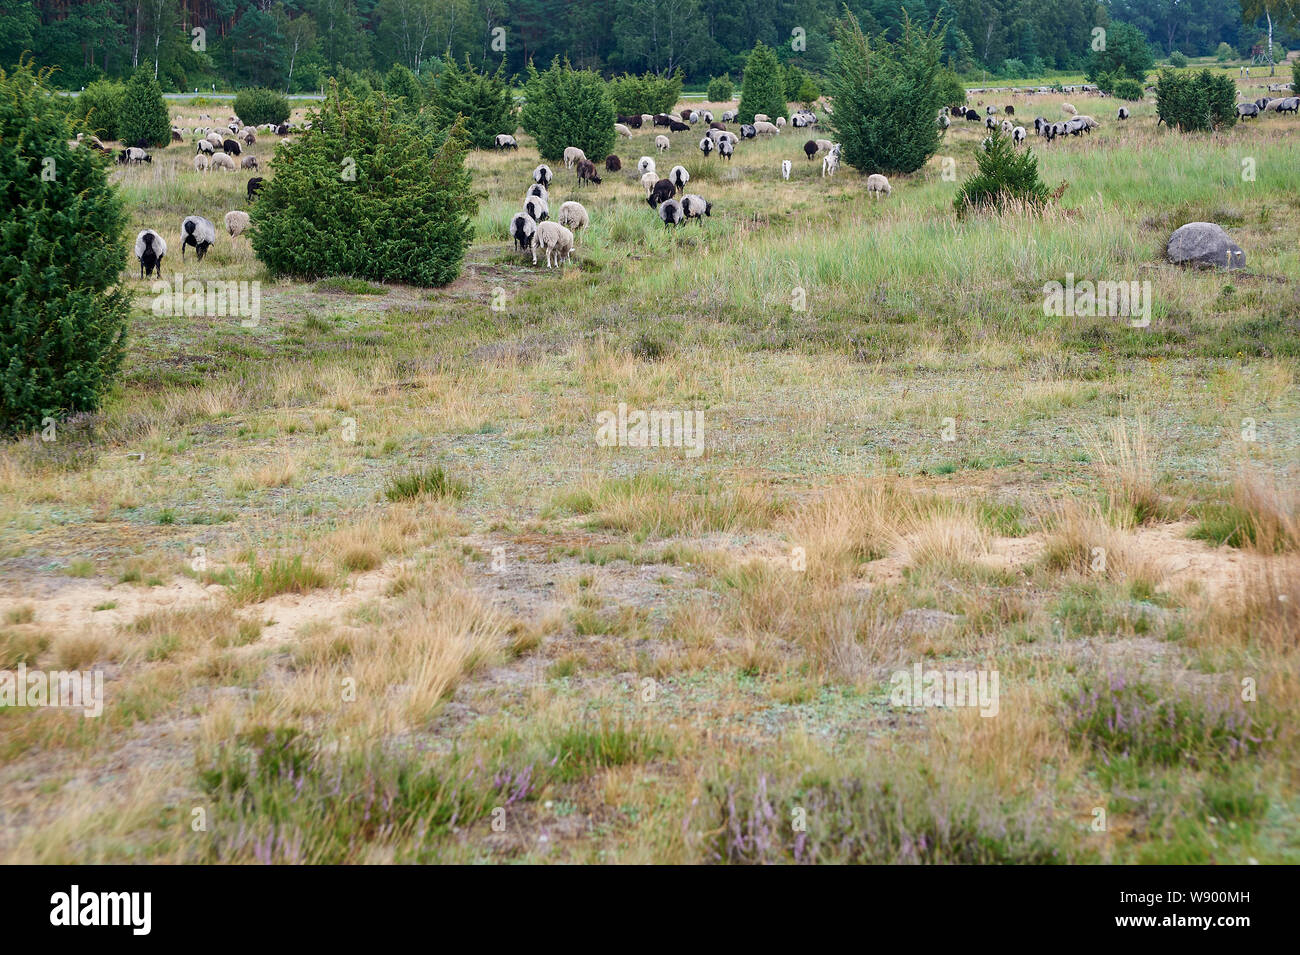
2,0 -> 1297,91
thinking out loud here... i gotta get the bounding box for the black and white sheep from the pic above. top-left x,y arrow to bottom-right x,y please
524,195 -> 549,222
680,194 -> 712,221
718,138 -> 734,160
533,164 -> 553,188
739,124 -> 757,139
197,139 -> 214,155
1117,106 -> 1130,120
698,137 -> 714,156
658,198 -> 684,227
669,165 -> 690,193
646,178 -> 675,208
637,156 -> 656,177
180,215 -> 216,262
118,147 -> 151,164
510,212 -> 537,252
495,134 -> 519,149
134,229 -> 166,279
526,183 -> 548,202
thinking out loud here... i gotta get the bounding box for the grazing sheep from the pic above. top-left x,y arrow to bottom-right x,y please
653,113 -> 673,127
781,159 -> 791,180
1062,102 -> 1077,116
247,177 -> 265,200
866,173 -> 890,198
193,153 -> 210,173
222,138 -> 241,156
680,194 -> 712,221
1279,97 -> 1299,114
615,123 -> 633,138
668,120 -> 691,132
669,165 -> 690,193
206,131 -> 224,148
739,124 -> 757,139
986,116 -> 998,130
753,113 -> 769,123
495,134 -> 519,149
1012,125 -> 1026,143
242,128 -> 256,145
275,123 -> 289,135
753,121 -> 779,136
1005,105 -> 1015,115
821,145 -> 840,177
707,128 -> 725,144
986,105 -> 997,115
118,146 -> 152,164
134,229 -> 166,279
241,156 -> 258,170
210,152 -> 236,172
224,210 -> 251,238
1117,106 -> 1130,120
1236,102 -> 1260,119
524,195 -> 549,222
87,135 -> 110,153
640,114 -> 653,129
709,121 -> 725,131
721,110 -> 737,122
605,154 -> 622,172
718,138 -> 734,160
701,110 -> 714,123
531,221 -> 574,268
563,146 -> 587,169
964,108 -> 980,121
526,183 -> 548,202
698,137 -> 714,156
803,139 -> 819,160
775,117 -> 786,128
681,108 -> 694,122
575,158 -> 602,186
533,164 -> 553,187
655,134 -> 671,152
637,156 -> 656,177
647,178 -> 675,208
658,198 -> 684,228
558,200 -> 589,241
197,139 -> 214,155
171,126 -> 184,142
641,171 -> 658,198
510,212 -> 537,252
938,113 -> 951,130
618,114 -> 642,129
180,215 -> 216,262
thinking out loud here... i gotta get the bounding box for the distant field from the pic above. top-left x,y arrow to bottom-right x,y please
1,87 -> 1297,863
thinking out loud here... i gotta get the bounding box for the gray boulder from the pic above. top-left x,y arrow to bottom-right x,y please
1167,222 -> 1245,270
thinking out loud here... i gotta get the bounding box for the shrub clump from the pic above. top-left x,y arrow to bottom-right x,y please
118,68 -> 171,147
737,41 -> 787,125
74,79 -> 125,139
521,58 -> 616,163
1,61 -> 130,437
608,70 -> 684,116
1154,68 -> 1237,132
429,56 -> 518,150
384,465 -> 468,502
954,128 -> 1050,217
232,88 -> 290,126
706,74 -> 733,102
250,84 -> 478,287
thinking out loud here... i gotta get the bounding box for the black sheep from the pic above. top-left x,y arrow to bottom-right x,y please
1004,104 -> 1015,115
646,178 -> 674,208
964,108 -> 979,121
576,158 -> 602,186
223,139 -> 241,156
668,120 -> 690,132
653,114 -> 673,127
247,177 -> 265,200
604,154 -> 622,172
803,139 -> 818,160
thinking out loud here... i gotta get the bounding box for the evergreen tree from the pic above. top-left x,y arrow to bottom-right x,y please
75,79 -> 126,140
954,128 -> 1050,217
233,88 -> 291,126
118,68 -> 171,147
738,42 -> 787,125
384,63 -> 423,110
520,57 -> 616,162
1,61 -> 130,436
825,12 -> 945,176
706,74 -> 732,102
1154,68 -> 1238,132
431,57 -> 518,151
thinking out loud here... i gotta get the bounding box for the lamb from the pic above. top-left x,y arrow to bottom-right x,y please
563,146 -> 587,169
247,177 -> 265,200
781,159 -> 792,180
224,210 -> 251,238
775,117 -> 786,128
698,137 -> 714,156
655,134 -> 671,152
615,123 -> 633,138
1012,125 -> 1026,144
558,200 -> 589,242
637,156 -> 656,177
210,152 -> 236,172
510,212 -> 537,252
647,178 -> 675,208
193,153 -> 210,173
718,138 -> 734,160
533,164 -> 553,187
680,194 -> 712,221
1117,106 -> 1130,120
526,183 -> 548,202
1061,102 -> 1077,116
753,121 -> 779,136
739,124 -> 757,139
495,134 -> 519,149
531,221 -> 574,268
524,195 -> 549,222
197,139 -> 214,155
658,198 -> 684,227
133,229 -> 166,279
575,158 -> 602,186
241,156 -> 259,170
669,165 -> 690,193
605,154 -> 622,172
866,173 -> 890,198
641,171 -> 658,198
821,145 -> 840,177
180,215 -> 216,262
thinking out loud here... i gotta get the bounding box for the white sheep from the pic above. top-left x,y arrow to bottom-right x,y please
558,200 -> 589,242
655,134 -> 670,152
781,159 -> 791,180
193,153 -> 210,173
669,165 -> 690,193
753,113 -> 769,123
533,164 -> 553,187
524,195 -> 549,222
205,131 -> 224,148
224,210 -> 251,238
615,123 -> 633,138
814,138 -> 835,154
180,215 -> 216,261
641,171 -> 658,198
210,152 -> 236,172
563,146 -> 587,169
753,121 -> 779,136
866,173 -> 891,198
531,220 -> 574,268
640,114 -> 653,129
821,146 -> 840,177
1061,102 -> 1077,116
637,156 -> 656,177
133,229 -> 166,279
241,156 -> 258,170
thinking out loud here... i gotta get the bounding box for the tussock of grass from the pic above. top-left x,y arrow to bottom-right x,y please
229,556 -> 331,605
313,277 -> 389,295
383,465 -> 468,502
549,472 -> 783,538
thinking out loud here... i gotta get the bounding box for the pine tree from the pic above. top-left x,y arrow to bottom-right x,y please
118,68 -> 171,147
738,42 -> 787,125
1,61 -> 130,437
